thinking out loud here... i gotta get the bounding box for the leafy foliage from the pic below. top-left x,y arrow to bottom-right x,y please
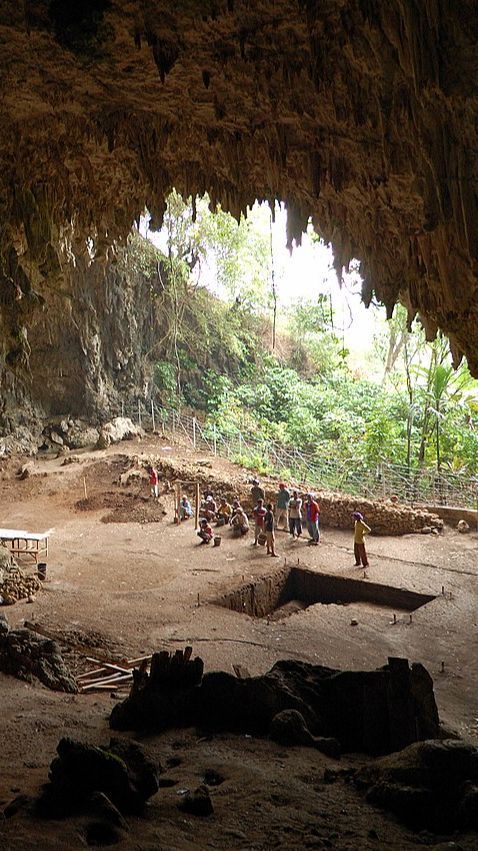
128,195 -> 478,480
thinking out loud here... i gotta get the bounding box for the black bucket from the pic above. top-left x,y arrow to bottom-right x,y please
37,562 -> 47,580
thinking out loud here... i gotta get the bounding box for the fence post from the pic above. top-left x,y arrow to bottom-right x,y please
138,399 -> 142,428
172,410 -> 175,433
239,431 -> 243,457
121,400 -> 124,418
192,416 -> 197,449
213,424 -> 217,456
151,400 -> 155,433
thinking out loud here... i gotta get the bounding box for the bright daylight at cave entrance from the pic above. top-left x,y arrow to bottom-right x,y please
0,2 -> 478,849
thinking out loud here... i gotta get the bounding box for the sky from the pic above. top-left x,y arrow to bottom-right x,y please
142,200 -> 384,357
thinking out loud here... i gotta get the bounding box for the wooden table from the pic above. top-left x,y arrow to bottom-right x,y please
0,528 -> 50,563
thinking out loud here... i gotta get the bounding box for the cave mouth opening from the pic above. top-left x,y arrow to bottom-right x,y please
213,565 -> 435,621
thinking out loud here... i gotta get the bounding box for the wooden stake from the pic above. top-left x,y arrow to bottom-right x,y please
175,482 -> 180,524
195,482 -> 200,530
83,477 -> 87,500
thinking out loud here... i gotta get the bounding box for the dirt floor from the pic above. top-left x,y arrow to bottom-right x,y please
0,433 -> 478,849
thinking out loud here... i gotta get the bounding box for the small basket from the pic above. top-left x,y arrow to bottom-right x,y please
257,531 -> 267,546
37,562 -> 47,580
213,535 -> 222,547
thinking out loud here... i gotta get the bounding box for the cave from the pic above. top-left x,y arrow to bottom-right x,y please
214,565 -> 436,619
1,0 -> 478,433
1,3 -> 478,848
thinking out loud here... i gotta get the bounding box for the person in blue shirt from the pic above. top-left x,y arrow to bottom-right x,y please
179,495 -> 193,521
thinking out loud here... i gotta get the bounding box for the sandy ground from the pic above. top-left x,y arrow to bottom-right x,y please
0,433 -> 477,849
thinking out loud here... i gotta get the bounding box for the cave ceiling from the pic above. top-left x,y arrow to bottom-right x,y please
1,1 -> 478,369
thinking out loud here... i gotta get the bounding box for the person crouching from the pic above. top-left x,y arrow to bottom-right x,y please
231,507 -> 249,537
197,518 -> 213,544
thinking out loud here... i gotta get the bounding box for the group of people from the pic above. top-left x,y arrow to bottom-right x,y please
149,463 -> 371,565
252,481 -> 321,546
196,492 -> 250,544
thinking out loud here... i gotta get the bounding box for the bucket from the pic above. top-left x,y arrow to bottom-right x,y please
258,532 -> 267,546
213,536 -> 222,547
37,562 -> 47,580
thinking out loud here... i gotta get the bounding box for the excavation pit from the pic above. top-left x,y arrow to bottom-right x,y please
214,566 -> 435,620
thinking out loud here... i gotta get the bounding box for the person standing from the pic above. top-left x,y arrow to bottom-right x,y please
352,511 -> 371,567
276,482 -> 290,530
288,490 -> 303,538
305,493 -> 320,545
265,503 -> 278,557
148,465 -> 159,499
251,479 -> 265,507
253,498 -> 267,545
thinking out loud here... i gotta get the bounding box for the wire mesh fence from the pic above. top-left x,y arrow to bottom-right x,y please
114,400 -> 478,509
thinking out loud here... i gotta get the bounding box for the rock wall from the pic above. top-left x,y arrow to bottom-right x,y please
0,2 -> 477,372
0,238 -> 161,437
316,492 -> 443,535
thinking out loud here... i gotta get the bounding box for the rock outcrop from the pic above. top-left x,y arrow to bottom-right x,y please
110,651 -> 440,757
0,621 -> 77,692
0,0 -> 477,388
355,739 -> 478,832
37,737 -> 160,818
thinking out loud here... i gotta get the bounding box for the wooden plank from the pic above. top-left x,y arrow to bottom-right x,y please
85,658 -> 131,675
80,671 -> 130,686
79,674 -> 133,691
80,681 -> 133,691
123,655 -> 152,666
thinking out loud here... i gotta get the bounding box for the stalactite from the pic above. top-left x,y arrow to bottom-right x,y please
0,0 -> 476,376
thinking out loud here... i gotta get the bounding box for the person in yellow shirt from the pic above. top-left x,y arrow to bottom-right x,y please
352,511 -> 371,567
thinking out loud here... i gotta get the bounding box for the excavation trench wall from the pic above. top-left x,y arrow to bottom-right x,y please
215,567 -> 435,619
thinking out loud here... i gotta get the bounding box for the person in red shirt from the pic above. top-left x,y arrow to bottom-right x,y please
197,518 -> 213,544
253,498 -> 267,545
148,465 -> 159,499
305,494 -> 320,545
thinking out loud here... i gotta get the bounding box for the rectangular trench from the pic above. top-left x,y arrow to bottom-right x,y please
213,566 -> 435,619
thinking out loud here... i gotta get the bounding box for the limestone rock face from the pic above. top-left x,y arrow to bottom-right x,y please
0,0 -> 477,384
96,417 -> 144,448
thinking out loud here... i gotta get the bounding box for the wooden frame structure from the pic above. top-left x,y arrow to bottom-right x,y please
0,528 -> 49,564
174,482 -> 200,529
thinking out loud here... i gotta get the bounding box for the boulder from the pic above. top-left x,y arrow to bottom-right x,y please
355,739 -> 478,832
37,737 -> 160,818
66,422 -> 100,449
0,626 -> 77,692
270,709 -> 340,757
17,461 -> 34,479
179,785 -> 213,817
96,418 -> 144,449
